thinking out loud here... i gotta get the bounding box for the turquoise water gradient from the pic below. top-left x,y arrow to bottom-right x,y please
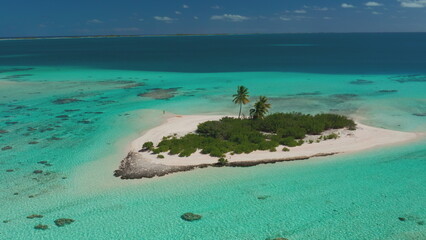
1,34 -> 426,239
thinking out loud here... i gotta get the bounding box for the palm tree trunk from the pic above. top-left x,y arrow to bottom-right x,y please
238,103 -> 242,119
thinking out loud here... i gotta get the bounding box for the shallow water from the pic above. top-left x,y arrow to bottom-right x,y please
0,34 -> 425,239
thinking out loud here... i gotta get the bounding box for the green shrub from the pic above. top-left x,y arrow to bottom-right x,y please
280,127 -> 306,139
162,136 -> 172,141
179,148 -> 197,157
152,148 -> 161,154
157,154 -> 164,159
157,145 -> 169,153
217,157 -> 228,166
324,133 -> 339,140
209,148 -> 225,158
282,147 -> 290,152
280,137 -> 299,147
169,147 -> 181,155
142,141 -> 154,151
258,140 -> 279,151
200,147 -> 211,155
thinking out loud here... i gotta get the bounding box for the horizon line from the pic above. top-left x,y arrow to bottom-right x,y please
1,31 -> 426,40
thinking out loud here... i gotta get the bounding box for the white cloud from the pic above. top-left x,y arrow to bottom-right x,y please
279,15 -> 312,21
315,7 -> 329,11
138,18 -> 144,22
87,19 -> 103,24
279,17 -> 292,21
183,4 -> 189,8
365,2 -> 383,6
211,5 -> 221,9
372,11 -> 382,14
398,0 -> 426,8
153,16 -> 176,22
194,16 -> 199,20
175,11 -> 182,15
304,5 -> 329,11
294,9 -> 307,14
341,3 -> 355,8
323,17 -> 332,20
210,14 -> 250,22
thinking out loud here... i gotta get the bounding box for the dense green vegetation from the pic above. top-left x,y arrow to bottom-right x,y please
142,86 -> 356,161
144,112 -> 356,159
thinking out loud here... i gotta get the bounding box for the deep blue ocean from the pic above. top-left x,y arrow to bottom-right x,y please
1,33 -> 426,74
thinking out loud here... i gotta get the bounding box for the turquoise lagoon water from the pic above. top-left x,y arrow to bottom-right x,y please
0,33 -> 425,239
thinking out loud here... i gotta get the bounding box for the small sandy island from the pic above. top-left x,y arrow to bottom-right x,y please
114,114 -> 423,179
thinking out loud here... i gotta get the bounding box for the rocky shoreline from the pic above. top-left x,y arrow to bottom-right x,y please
113,151 -> 338,179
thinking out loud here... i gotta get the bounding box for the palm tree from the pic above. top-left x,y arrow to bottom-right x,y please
250,96 -> 271,120
232,86 -> 250,119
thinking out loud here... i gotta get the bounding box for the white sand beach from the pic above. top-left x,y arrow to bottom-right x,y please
129,114 -> 423,167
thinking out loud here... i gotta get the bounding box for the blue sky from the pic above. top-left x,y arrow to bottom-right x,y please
0,0 -> 425,37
